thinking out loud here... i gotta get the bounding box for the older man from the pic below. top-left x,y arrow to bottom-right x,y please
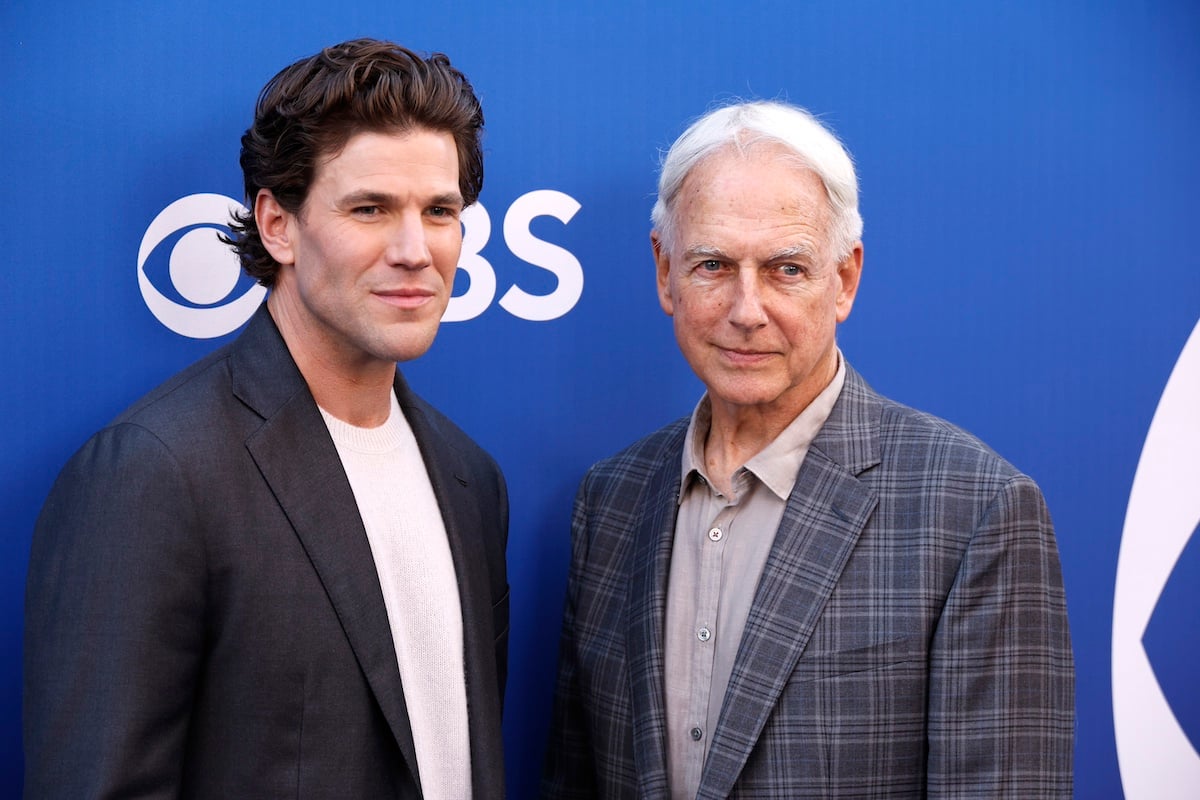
543,101 -> 1073,798
26,40 -> 508,798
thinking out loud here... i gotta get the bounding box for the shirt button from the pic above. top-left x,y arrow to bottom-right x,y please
697,627 -> 711,642
690,726 -> 703,741
708,527 -> 723,542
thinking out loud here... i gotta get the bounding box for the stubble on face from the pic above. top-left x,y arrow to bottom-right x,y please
259,128 -> 465,424
268,128 -> 464,373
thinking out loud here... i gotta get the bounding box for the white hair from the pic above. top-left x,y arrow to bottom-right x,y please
651,100 -> 863,260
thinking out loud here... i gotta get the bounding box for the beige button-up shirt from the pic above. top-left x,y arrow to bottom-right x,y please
664,356 -> 846,799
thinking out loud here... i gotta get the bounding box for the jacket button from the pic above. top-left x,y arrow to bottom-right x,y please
690,727 -> 703,741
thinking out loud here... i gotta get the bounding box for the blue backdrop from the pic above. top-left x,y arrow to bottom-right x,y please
3,2 -> 1198,797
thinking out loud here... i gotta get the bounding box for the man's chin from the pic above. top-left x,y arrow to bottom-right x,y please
703,379 -> 796,413
382,326 -> 441,364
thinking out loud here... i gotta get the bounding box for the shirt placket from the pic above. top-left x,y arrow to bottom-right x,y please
683,495 -> 737,792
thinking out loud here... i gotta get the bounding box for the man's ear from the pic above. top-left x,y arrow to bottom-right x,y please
255,189 -> 296,267
835,242 -> 864,323
651,231 -> 674,317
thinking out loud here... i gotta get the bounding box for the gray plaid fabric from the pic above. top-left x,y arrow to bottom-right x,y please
542,365 -> 1073,799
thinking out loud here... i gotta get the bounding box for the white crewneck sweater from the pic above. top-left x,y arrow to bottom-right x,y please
320,393 -> 471,800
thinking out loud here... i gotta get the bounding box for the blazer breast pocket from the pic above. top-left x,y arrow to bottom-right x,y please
795,633 -> 927,683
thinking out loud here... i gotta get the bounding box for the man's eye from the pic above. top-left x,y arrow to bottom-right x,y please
699,260 -> 722,272
429,206 -> 455,218
353,206 -> 380,217
777,264 -> 803,277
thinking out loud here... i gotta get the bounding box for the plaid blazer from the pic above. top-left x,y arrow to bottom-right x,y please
543,365 -> 1073,799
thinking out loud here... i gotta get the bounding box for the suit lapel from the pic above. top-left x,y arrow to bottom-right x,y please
698,368 -> 883,799
396,376 -> 505,800
625,431 -> 686,799
231,307 -> 422,783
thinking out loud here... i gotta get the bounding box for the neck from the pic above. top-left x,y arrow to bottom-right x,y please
702,406 -> 784,496
703,353 -> 839,494
267,293 -> 396,428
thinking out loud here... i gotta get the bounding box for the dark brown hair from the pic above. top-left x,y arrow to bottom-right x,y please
224,38 -> 484,286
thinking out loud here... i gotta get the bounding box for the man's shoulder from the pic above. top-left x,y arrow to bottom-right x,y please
846,372 -> 1027,487
584,416 -> 690,487
105,305 -> 301,435
38,342 -> 250,525
878,393 -> 998,450
112,343 -> 238,431
49,343 -> 249,486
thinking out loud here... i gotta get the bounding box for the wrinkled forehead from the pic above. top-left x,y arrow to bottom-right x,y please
678,143 -> 833,219
670,145 -> 837,258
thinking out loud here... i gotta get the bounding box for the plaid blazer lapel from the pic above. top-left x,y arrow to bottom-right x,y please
698,367 -> 883,799
625,446 -> 683,798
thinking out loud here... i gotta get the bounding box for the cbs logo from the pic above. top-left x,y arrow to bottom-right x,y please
139,190 -> 583,339
1113,319 -> 1200,799
137,194 -> 267,339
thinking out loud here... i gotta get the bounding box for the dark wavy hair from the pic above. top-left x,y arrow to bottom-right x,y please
224,38 -> 484,287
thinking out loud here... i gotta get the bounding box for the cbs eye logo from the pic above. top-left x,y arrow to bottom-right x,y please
137,194 -> 267,339
1113,318 -> 1200,798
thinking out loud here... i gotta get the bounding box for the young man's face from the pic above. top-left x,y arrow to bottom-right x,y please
261,127 -> 464,373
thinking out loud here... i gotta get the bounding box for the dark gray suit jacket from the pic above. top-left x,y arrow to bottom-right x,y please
25,305 -> 509,798
543,365 -> 1073,799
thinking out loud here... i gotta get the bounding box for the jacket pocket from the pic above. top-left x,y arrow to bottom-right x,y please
797,633 -> 927,682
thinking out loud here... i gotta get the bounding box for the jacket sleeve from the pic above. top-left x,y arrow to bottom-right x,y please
926,473 -> 1075,798
24,423 -> 206,799
540,478 -> 600,800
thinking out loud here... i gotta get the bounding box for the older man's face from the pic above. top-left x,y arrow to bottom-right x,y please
654,142 -> 862,427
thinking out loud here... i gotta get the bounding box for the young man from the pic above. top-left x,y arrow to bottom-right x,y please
26,39 -> 508,799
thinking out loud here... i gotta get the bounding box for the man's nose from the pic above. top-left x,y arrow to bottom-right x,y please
728,269 -> 768,329
384,213 -> 433,270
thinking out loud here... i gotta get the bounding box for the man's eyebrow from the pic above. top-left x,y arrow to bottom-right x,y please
429,192 -> 465,208
682,244 -> 730,261
767,244 -> 819,262
339,190 -> 465,208
681,243 -> 820,261
340,190 -> 397,207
